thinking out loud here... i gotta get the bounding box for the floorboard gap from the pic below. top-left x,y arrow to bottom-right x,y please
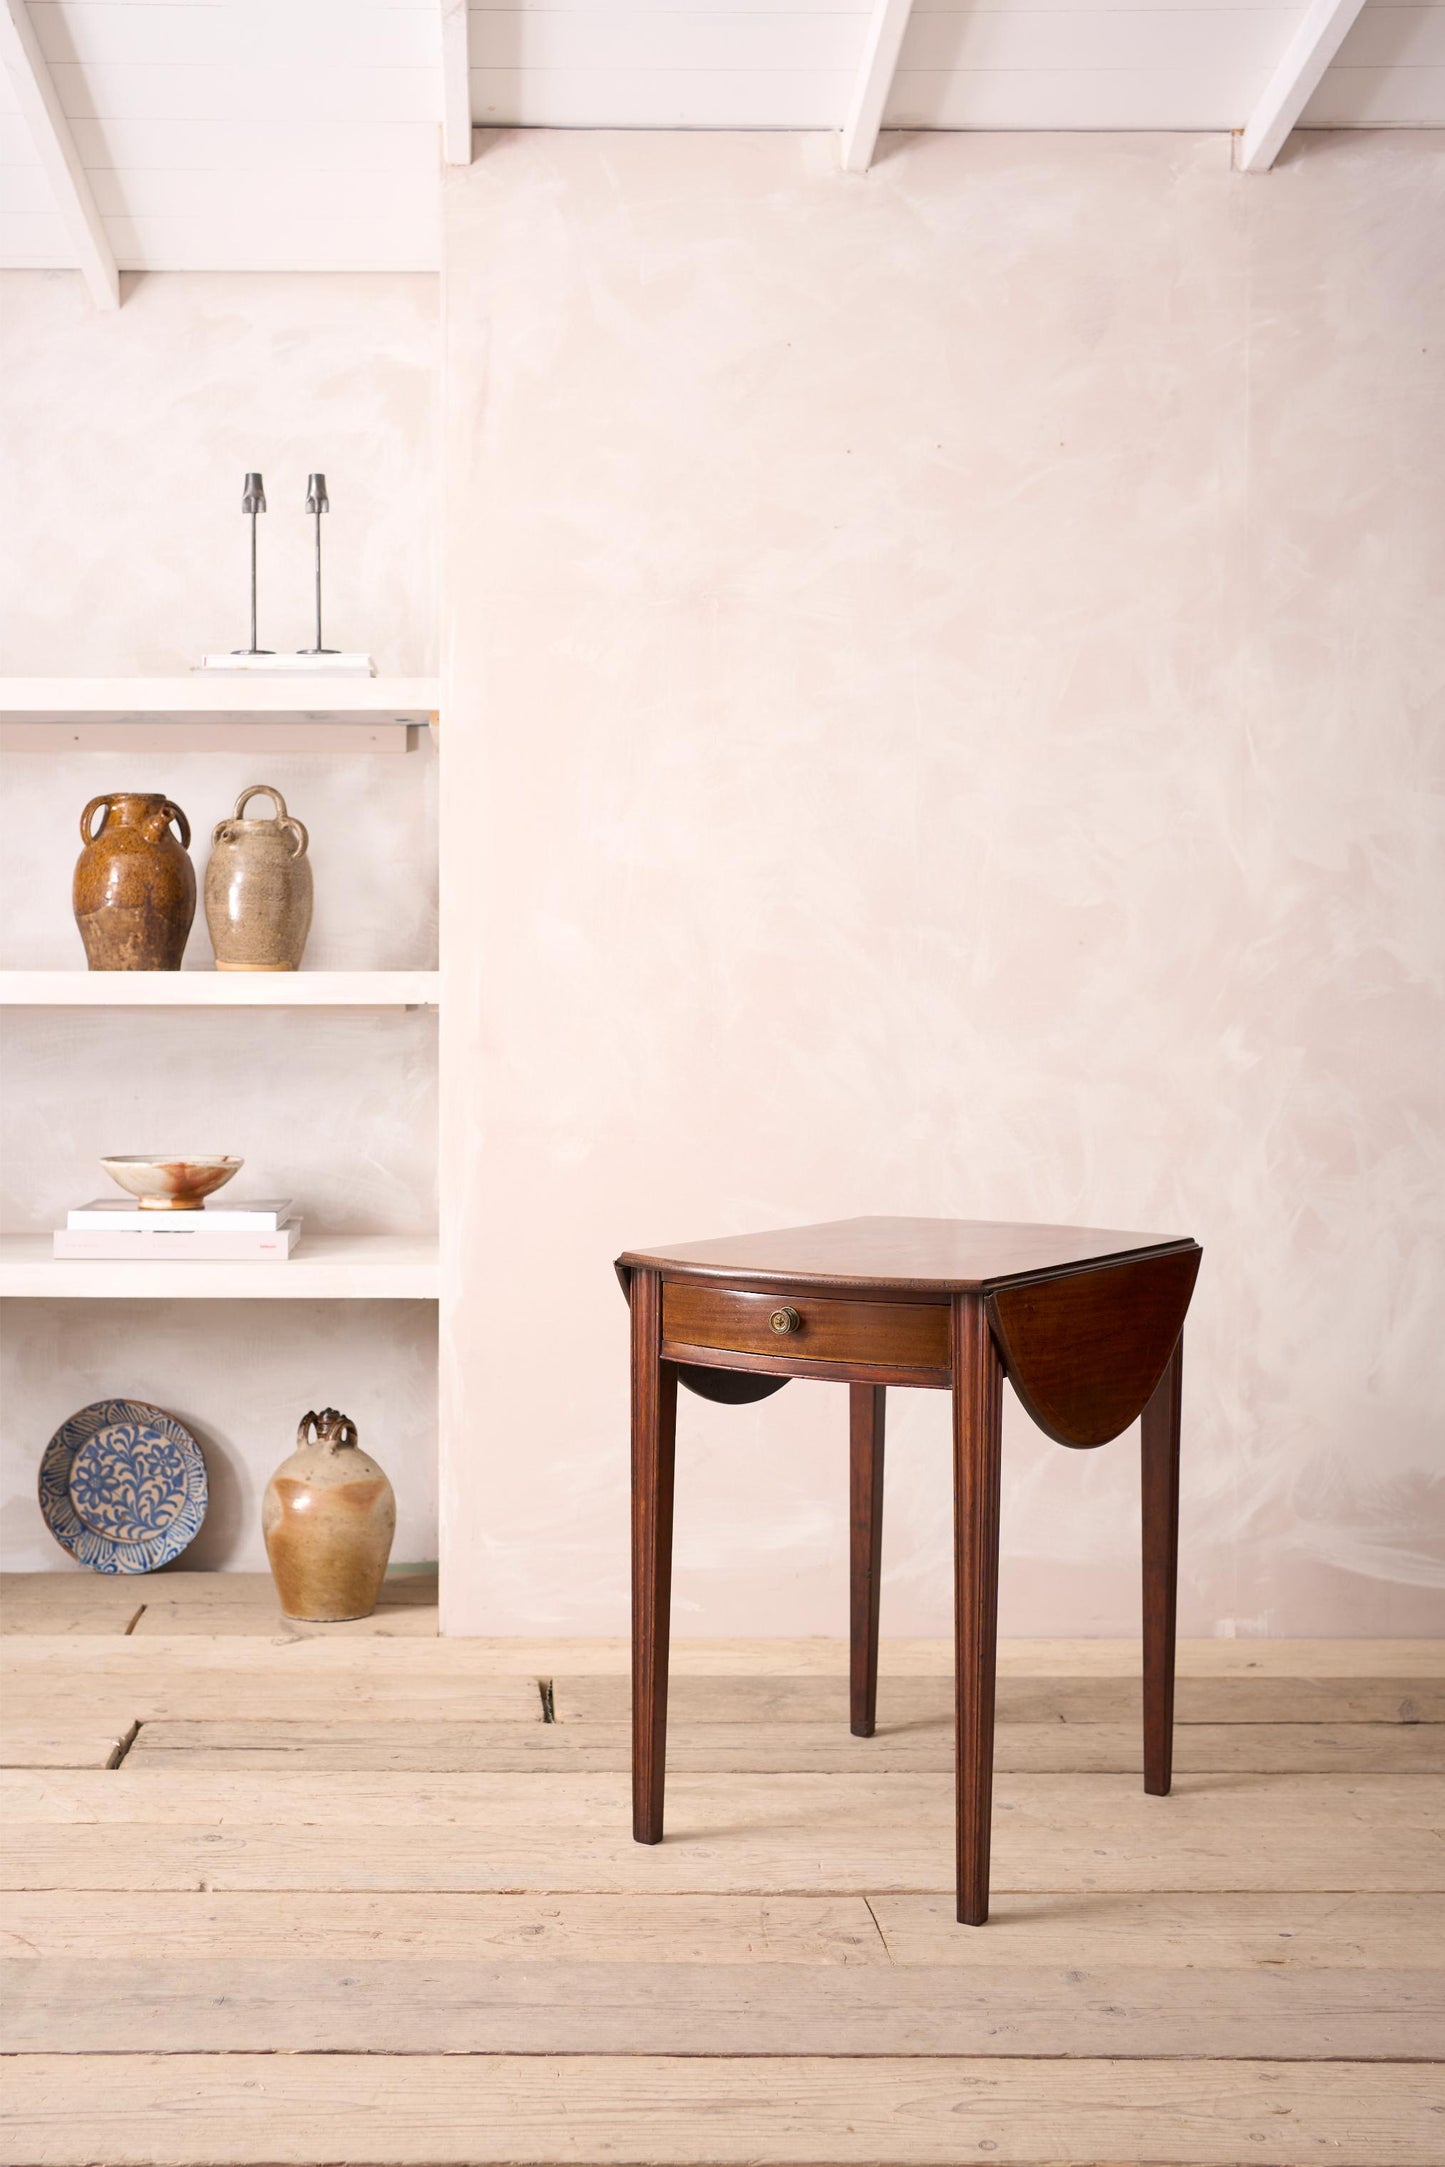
859,1893 -> 892,1962
106,1720 -> 141,1768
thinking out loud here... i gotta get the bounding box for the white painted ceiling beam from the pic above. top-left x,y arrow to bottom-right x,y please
840,0 -> 916,173
440,0 -> 472,166
1237,0 -> 1369,171
0,0 -> 118,306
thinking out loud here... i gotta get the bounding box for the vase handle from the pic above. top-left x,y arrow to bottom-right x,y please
162,800 -> 191,850
234,784 -> 288,824
80,796 -> 112,844
296,1409 -> 358,1451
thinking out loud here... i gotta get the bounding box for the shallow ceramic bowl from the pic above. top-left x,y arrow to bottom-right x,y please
100,1155 -> 243,1211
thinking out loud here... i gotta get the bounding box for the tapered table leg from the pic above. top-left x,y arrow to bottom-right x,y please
631,1268 -> 678,1844
849,1383 -> 886,1738
1141,1336 -> 1182,1796
951,1293 -> 1004,1925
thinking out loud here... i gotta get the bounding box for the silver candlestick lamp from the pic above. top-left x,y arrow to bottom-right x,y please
298,472 -> 338,655
233,472 -> 271,654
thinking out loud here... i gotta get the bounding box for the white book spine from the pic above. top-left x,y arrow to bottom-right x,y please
53,1222 -> 300,1262
66,1201 -> 293,1231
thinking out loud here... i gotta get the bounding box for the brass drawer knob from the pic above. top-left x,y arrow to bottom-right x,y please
769,1306 -> 801,1336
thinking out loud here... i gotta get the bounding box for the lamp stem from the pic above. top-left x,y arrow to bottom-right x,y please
314,510 -> 324,651
249,511 -> 259,653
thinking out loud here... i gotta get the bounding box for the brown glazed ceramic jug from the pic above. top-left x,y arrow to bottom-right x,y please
204,784 -> 313,972
73,794 -> 195,970
263,1409 -> 396,1622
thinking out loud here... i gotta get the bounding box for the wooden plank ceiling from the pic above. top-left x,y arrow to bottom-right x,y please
1,0 -> 1442,276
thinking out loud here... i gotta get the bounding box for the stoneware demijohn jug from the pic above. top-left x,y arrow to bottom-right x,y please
263,1408 -> 395,1622
204,783 -> 313,971
73,793 -> 195,971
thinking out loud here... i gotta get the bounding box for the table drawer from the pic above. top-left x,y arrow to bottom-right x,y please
662,1281 -> 950,1370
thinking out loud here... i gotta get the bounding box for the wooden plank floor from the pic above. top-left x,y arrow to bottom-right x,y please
1,1573 -> 1441,2166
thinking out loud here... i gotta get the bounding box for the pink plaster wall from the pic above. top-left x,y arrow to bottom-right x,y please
440,130 -> 1445,1638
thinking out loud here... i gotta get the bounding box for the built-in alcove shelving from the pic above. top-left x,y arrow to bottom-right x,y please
0,675 -> 443,1577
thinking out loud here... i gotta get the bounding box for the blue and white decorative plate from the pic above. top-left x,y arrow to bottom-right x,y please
39,1399 -> 207,1573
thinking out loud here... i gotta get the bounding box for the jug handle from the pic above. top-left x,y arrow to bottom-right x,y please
234,784 -> 287,822
296,1410 -> 358,1451
233,784 -> 305,858
80,797 -> 112,844
161,800 -> 191,849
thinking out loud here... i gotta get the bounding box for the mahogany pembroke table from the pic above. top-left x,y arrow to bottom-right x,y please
616,1216 -> 1202,1925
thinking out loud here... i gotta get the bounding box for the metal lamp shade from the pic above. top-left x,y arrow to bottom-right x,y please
241,472 -> 267,514
305,473 -> 329,515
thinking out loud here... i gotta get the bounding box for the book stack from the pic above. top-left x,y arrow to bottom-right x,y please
54,1199 -> 301,1262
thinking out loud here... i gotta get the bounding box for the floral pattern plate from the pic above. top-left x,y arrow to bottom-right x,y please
39,1399 -> 207,1573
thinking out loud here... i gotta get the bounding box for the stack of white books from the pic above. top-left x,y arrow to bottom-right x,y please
54,1199 -> 301,1262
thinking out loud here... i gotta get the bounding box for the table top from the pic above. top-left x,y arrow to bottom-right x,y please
618,1216 -> 1196,1295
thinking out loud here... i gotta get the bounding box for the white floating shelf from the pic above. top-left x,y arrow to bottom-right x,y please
0,677 -> 439,754
0,970 -> 439,1009
0,1233 -> 439,1301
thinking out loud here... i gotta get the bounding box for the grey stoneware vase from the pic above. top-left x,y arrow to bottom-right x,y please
204,783 -> 313,971
263,1409 -> 395,1622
